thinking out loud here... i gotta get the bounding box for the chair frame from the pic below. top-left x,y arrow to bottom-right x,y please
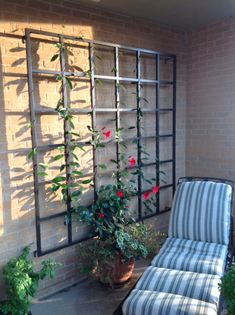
113,176 -> 234,315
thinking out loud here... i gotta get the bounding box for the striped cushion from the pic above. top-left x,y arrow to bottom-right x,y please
135,266 -> 220,305
151,237 -> 227,276
122,290 -> 217,315
168,181 -> 232,245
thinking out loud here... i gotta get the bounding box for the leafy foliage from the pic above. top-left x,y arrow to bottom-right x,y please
77,223 -> 166,284
0,247 -> 59,315
219,264 -> 235,315
75,183 -> 135,240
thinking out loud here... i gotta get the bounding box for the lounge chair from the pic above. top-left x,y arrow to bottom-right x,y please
114,177 -> 234,315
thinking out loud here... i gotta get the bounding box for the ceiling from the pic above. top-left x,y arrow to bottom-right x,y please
80,0 -> 235,31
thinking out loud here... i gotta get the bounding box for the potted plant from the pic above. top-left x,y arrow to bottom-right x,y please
76,183 -> 165,286
0,246 -> 59,315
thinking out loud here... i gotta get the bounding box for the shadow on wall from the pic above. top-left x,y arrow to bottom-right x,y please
0,14 -> 95,295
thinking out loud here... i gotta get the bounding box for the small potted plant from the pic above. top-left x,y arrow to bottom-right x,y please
76,183 -> 165,286
0,246 -> 59,315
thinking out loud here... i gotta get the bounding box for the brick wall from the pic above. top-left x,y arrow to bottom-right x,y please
0,0 -> 187,297
187,17 -> 235,181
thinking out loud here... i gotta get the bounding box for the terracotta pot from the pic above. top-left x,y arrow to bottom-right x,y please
99,254 -> 135,286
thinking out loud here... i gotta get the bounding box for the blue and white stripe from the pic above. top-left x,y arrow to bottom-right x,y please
151,237 -> 227,276
168,181 -> 232,245
122,290 -> 217,315
135,266 -> 220,305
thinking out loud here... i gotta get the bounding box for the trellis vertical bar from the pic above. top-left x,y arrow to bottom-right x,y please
114,47 -> 120,182
59,35 -> 72,244
136,50 -> 142,220
172,56 -> 177,194
25,29 -> 42,256
89,43 -> 97,197
155,55 -> 160,214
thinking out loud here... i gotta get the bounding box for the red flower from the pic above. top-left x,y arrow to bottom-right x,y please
97,212 -> 105,218
117,191 -> 124,198
103,130 -> 111,139
125,205 -> 129,208
129,156 -> 136,167
143,191 -> 151,200
152,185 -> 160,194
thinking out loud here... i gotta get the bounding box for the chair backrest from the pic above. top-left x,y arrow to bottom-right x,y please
168,180 -> 233,245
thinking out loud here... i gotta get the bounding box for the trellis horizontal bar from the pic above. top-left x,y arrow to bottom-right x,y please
94,74 -> 159,84
32,68 -> 174,86
160,159 -> 173,164
140,184 -> 173,195
94,74 -> 173,85
39,234 -> 92,256
38,172 -> 94,186
26,28 -> 176,58
32,68 -> 86,77
35,108 -> 92,115
35,108 -> 173,115
138,207 -> 171,221
36,134 -> 173,152
39,211 -> 67,222
37,141 -> 91,151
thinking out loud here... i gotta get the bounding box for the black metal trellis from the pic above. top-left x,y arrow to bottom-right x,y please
25,28 -> 176,256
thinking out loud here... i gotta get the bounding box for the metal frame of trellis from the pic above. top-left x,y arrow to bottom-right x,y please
25,28 -> 176,256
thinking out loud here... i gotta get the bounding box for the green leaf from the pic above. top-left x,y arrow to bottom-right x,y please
52,176 -> 66,183
110,159 -> 118,164
60,164 -> 66,172
76,144 -> 85,152
120,142 -> 127,149
71,152 -> 78,160
82,179 -> 92,184
71,170 -> 83,176
56,74 -> 63,81
50,54 -> 59,62
51,184 -> 60,192
73,65 -> 84,72
39,163 -> 48,169
71,191 -> 81,197
65,77 -> 73,90
38,171 -> 48,177
27,148 -> 37,160
57,145 -> 64,151
96,143 -> 105,148
98,164 -> 107,170
70,162 -> 80,167
70,132 -> 80,137
68,119 -> 75,129
54,154 -> 64,161
111,67 -> 117,74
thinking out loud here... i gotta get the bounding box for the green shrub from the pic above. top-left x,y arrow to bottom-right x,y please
219,265 -> 235,315
0,246 -> 59,315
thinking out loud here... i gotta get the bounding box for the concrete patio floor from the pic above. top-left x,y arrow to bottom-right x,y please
31,260 -> 148,315
31,259 -> 227,315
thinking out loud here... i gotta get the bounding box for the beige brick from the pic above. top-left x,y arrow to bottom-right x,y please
0,0 -> 186,298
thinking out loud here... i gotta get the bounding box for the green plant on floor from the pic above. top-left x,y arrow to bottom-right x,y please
219,264 -> 235,315
77,223 -> 166,284
0,246 -> 59,315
